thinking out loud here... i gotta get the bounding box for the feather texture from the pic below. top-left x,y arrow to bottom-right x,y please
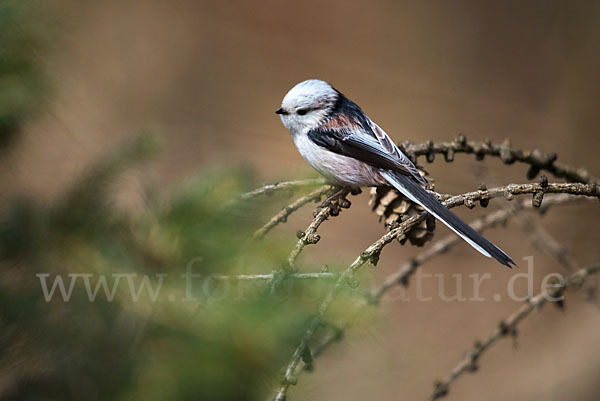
381,171 -> 515,267
278,79 -> 514,267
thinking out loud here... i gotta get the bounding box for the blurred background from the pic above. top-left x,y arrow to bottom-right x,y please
1,0 -> 599,400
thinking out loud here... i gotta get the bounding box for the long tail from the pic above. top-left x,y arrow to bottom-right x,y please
380,171 -> 515,267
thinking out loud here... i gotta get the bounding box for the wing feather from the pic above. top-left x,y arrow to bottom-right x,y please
365,117 -> 427,185
308,107 -> 427,185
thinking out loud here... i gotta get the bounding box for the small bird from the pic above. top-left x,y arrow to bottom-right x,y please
276,79 -> 514,267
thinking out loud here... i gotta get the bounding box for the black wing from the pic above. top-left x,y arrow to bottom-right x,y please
308,112 -> 426,185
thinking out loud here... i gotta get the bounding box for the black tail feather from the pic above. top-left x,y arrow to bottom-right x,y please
381,171 -> 515,268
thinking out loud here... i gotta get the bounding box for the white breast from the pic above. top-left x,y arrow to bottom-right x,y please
292,133 -> 382,187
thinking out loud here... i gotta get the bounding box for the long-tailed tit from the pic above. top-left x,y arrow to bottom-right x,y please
276,79 -> 514,267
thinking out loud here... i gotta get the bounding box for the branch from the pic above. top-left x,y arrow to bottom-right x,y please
237,178 -> 326,201
286,206 -> 331,269
371,194 -> 586,302
273,285 -> 344,400
243,136 -> 595,207
401,136 -> 598,184
431,264 -> 600,400
516,215 -> 580,272
253,185 -> 333,239
267,189 -> 352,293
372,181 -> 600,262
273,181 -> 597,400
209,271 -> 339,281
285,194 -> 585,390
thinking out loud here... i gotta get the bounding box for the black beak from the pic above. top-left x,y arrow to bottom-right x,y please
275,107 -> 286,115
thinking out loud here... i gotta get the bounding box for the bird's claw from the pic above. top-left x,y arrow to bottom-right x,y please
313,187 -> 354,216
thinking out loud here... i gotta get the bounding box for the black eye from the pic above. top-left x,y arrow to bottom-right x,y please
296,109 -> 308,115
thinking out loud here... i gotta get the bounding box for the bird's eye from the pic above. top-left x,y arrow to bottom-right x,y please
296,108 -> 308,116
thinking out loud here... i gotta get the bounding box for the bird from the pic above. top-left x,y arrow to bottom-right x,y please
275,79 -> 515,267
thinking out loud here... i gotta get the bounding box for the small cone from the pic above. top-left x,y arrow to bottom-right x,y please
369,171 -> 436,247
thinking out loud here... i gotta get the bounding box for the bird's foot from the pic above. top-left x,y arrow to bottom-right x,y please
314,186 -> 356,216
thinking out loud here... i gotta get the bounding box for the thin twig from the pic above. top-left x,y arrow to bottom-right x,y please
273,182 -> 598,401
472,167 -> 582,274
253,185 -> 333,239
210,271 -> 339,281
372,194 -> 584,301
274,286 -> 343,400
286,207 -> 331,269
357,182 -> 599,276
243,137 -> 595,206
238,179 -> 326,201
268,189 -> 349,293
517,215 -> 580,272
285,194 -> 584,389
401,137 -> 598,184
431,264 -> 600,400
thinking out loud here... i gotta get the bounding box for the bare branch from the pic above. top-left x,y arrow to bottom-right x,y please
273,182 -> 597,400
209,271 -> 339,281
371,181 -> 600,263
284,188 -> 358,270
260,139 -> 598,401
267,189 -> 352,294
237,178 -> 326,201
284,194 -> 585,391
517,215 -> 580,272
372,194 -> 586,301
431,264 -> 600,401
243,137 -> 595,207
253,185 -> 333,239
401,137 -> 598,184
286,206 -> 331,269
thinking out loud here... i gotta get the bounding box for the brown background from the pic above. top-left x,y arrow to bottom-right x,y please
2,1 -> 600,400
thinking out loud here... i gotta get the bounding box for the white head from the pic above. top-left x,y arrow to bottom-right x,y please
276,79 -> 338,134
